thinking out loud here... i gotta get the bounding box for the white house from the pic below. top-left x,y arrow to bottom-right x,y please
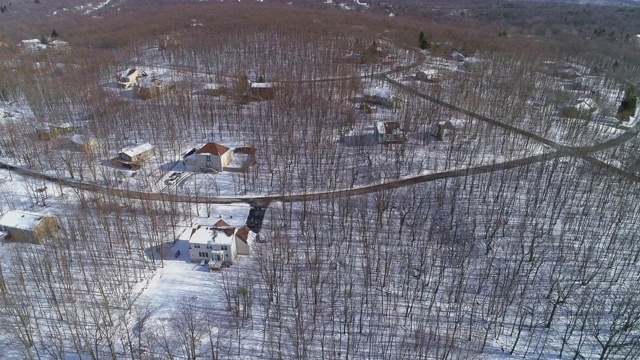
185,142 -> 233,172
184,219 -> 256,269
363,87 -> 404,109
116,68 -> 145,89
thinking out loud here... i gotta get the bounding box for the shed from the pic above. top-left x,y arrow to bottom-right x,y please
435,120 -> 457,141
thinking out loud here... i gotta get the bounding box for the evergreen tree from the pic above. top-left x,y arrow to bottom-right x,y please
51,29 -> 58,38
418,31 -> 430,50
618,86 -> 637,122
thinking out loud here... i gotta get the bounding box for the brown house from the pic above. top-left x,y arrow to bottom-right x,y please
0,210 -> 60,244
36,122 -> 78,140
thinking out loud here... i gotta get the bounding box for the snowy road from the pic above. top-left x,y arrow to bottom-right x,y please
0,41 -> 638,203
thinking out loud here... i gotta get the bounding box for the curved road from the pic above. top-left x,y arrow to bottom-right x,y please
1,43 -> 638,204
384,76 -> 640,182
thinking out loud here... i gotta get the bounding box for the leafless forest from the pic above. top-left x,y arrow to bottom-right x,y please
0,1 -> 638,359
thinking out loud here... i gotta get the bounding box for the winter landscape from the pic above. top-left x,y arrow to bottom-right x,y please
0,0 -> 639,359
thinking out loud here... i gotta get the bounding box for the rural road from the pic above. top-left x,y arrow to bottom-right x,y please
383,76 -> 640,182
1,42 -> 637,204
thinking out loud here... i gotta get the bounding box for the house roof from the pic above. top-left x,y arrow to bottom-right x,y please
0,210 -> 49,231
375,121 -> 401,135
188,225 -> 235,246
437,120 -> 456,130
364,87 -> 393,101
235,225 -> 255,244
250,82 -> 273,89
119,68 -> 137,77
119,143 -> 155,157
196,142 -> 230,156
70,134 -> 88,145
214,219 -> 230,228
575,98 -> 598,111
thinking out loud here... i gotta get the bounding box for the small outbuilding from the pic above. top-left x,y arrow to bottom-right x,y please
435,120 -> 457,141
0,210 -> 60,244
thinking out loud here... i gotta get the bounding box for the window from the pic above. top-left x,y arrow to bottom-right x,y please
199,252 -> 209,258
221,245 -> 227,251
206,245 -> 212,250
194,244 -> 200,249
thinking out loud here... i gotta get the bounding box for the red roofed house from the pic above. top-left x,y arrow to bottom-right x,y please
184,142 -> 233,172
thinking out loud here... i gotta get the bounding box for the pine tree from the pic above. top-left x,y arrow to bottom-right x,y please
51,29 -> 58,38
617,86 -> 637,122
418,31 -> 430,50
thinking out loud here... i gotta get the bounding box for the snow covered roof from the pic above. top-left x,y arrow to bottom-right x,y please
375,121 -> 402,135
417,69 -> 438,76
203,83 -> 222,90
137,76 -> 167,89
70,134 -> 98,146
364,87 -> 393,100
574,98 -> 598,112
49,40 -> 69,48
235,225 -> 256,245
120,143 -> 155,157
0,210 -> 49,231
250,82 -> 273,89
195,142 -> 230,156
464,57 -> 480,65
36,122 -> 76,131
187,225 -> 235,245
451,52 -> 465,60
118,68 -> 137,78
